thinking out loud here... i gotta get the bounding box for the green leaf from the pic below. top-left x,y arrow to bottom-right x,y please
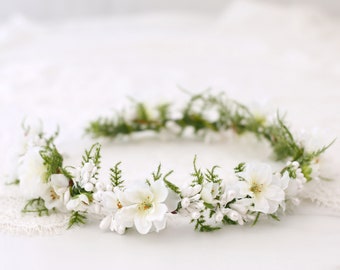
22,198 -> 49,217
110,162 -> 124,188
269,214 -> 280,222
68,211 -> 87,229
164,179 -> 181,194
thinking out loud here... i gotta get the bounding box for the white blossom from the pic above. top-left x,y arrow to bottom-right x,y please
18,147 -> 48,199
66,194 -> 90,212
179,184 -> 204,219
238,163 -> 285,214
113,181 -> 170,234
43,174 -> 70,211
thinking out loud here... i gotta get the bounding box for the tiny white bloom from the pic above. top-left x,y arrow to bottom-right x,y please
66,194 -> 90,212
179,184 -> 204,219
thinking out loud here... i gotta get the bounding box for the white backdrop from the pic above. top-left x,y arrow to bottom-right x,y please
0,0 -> 340,20
1,0 -> 340,269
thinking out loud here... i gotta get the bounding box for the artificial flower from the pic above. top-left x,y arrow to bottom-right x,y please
114,181 -> 169,234
238,163 -> 285,214
43,174 -> 70,211
18,147 -> 48,199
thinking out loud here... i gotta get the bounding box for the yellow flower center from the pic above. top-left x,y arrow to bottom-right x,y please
138,196 -> 153,212
49,189 -> 60,201
117,201 -> 123,209
250,182 -> 263,195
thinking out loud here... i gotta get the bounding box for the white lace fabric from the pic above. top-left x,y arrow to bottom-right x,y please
0,186 -> 69,236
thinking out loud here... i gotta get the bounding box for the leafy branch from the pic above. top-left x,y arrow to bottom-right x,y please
68,211 -> 87,229
110,162 -> 124,188
22,198 -> 49,216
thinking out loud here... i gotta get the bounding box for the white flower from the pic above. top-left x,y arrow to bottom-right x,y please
114,181 -> 169,234
18,147 -> 48,199
200,182 -> 219,205
42,174 -> 70,211
66,194 -> 90,212
179,184 -> 204,219
74,160 -> 98,189
215,178 -> 253,225
238,163 -> 285,214
19,118 -> 44,156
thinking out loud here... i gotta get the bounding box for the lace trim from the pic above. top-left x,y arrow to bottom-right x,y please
0,187 -> 69,236
301,180 -> 340,214
1,180 -> 339,236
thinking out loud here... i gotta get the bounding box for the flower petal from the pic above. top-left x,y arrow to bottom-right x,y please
151,181 -> 168,202
147,203 -> 167,221
125,186 -> 153,204
134,214 -> 152,234
116,205 -> 137,228
50,174 -> 69,188
264,185 -> 285,202
153,218 -> 167,232
253,196 -> 269,213
99,216 -> 112,230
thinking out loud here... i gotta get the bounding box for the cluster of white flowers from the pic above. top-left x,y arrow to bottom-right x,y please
18,146 -> 70,212
14,126 -> 314,235
98,180 -> 174,234
66,160 -> 99,212
16,136 -> 312,234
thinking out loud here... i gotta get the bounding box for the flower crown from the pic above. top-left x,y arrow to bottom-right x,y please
9,92 -> 333,235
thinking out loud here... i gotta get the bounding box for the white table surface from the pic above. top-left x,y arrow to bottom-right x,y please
0,1 -> 340,269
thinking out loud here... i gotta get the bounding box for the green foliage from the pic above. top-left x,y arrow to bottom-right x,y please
164,179 -> 181,194
204,166 -> 221,184
40,146 -> 63,183
222,215 -> 238,225
5,179 -> 20,185
191,156 -> 204,185
22,198 -> 49,216
269,214 -> 280,222
252,212 -> 261,226
85,92 -> 334,182
193,216 -> 220,232
68,211 -> 87,229
110,162 -> 124,188
234,162 -> 246,173
82,143 -> 101,168
147,164 -> 173,185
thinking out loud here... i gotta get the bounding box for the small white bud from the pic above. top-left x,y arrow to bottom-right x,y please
99,216 -> 112,230
196,201 -> 205,210
116,225 -> 126,235
226,190 -> 236,202
215,212 -> 224,222
192,185 -> 202,195
191,194 -> 201,202
181,197 -> 191,209
96,182 -> 106,191
90,177 -> 97,184
292,161 -> 299,168
291,197 -> 300,206
84,182 -> 94,192
191,211 -> 200,220
226,209 -> 239,221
